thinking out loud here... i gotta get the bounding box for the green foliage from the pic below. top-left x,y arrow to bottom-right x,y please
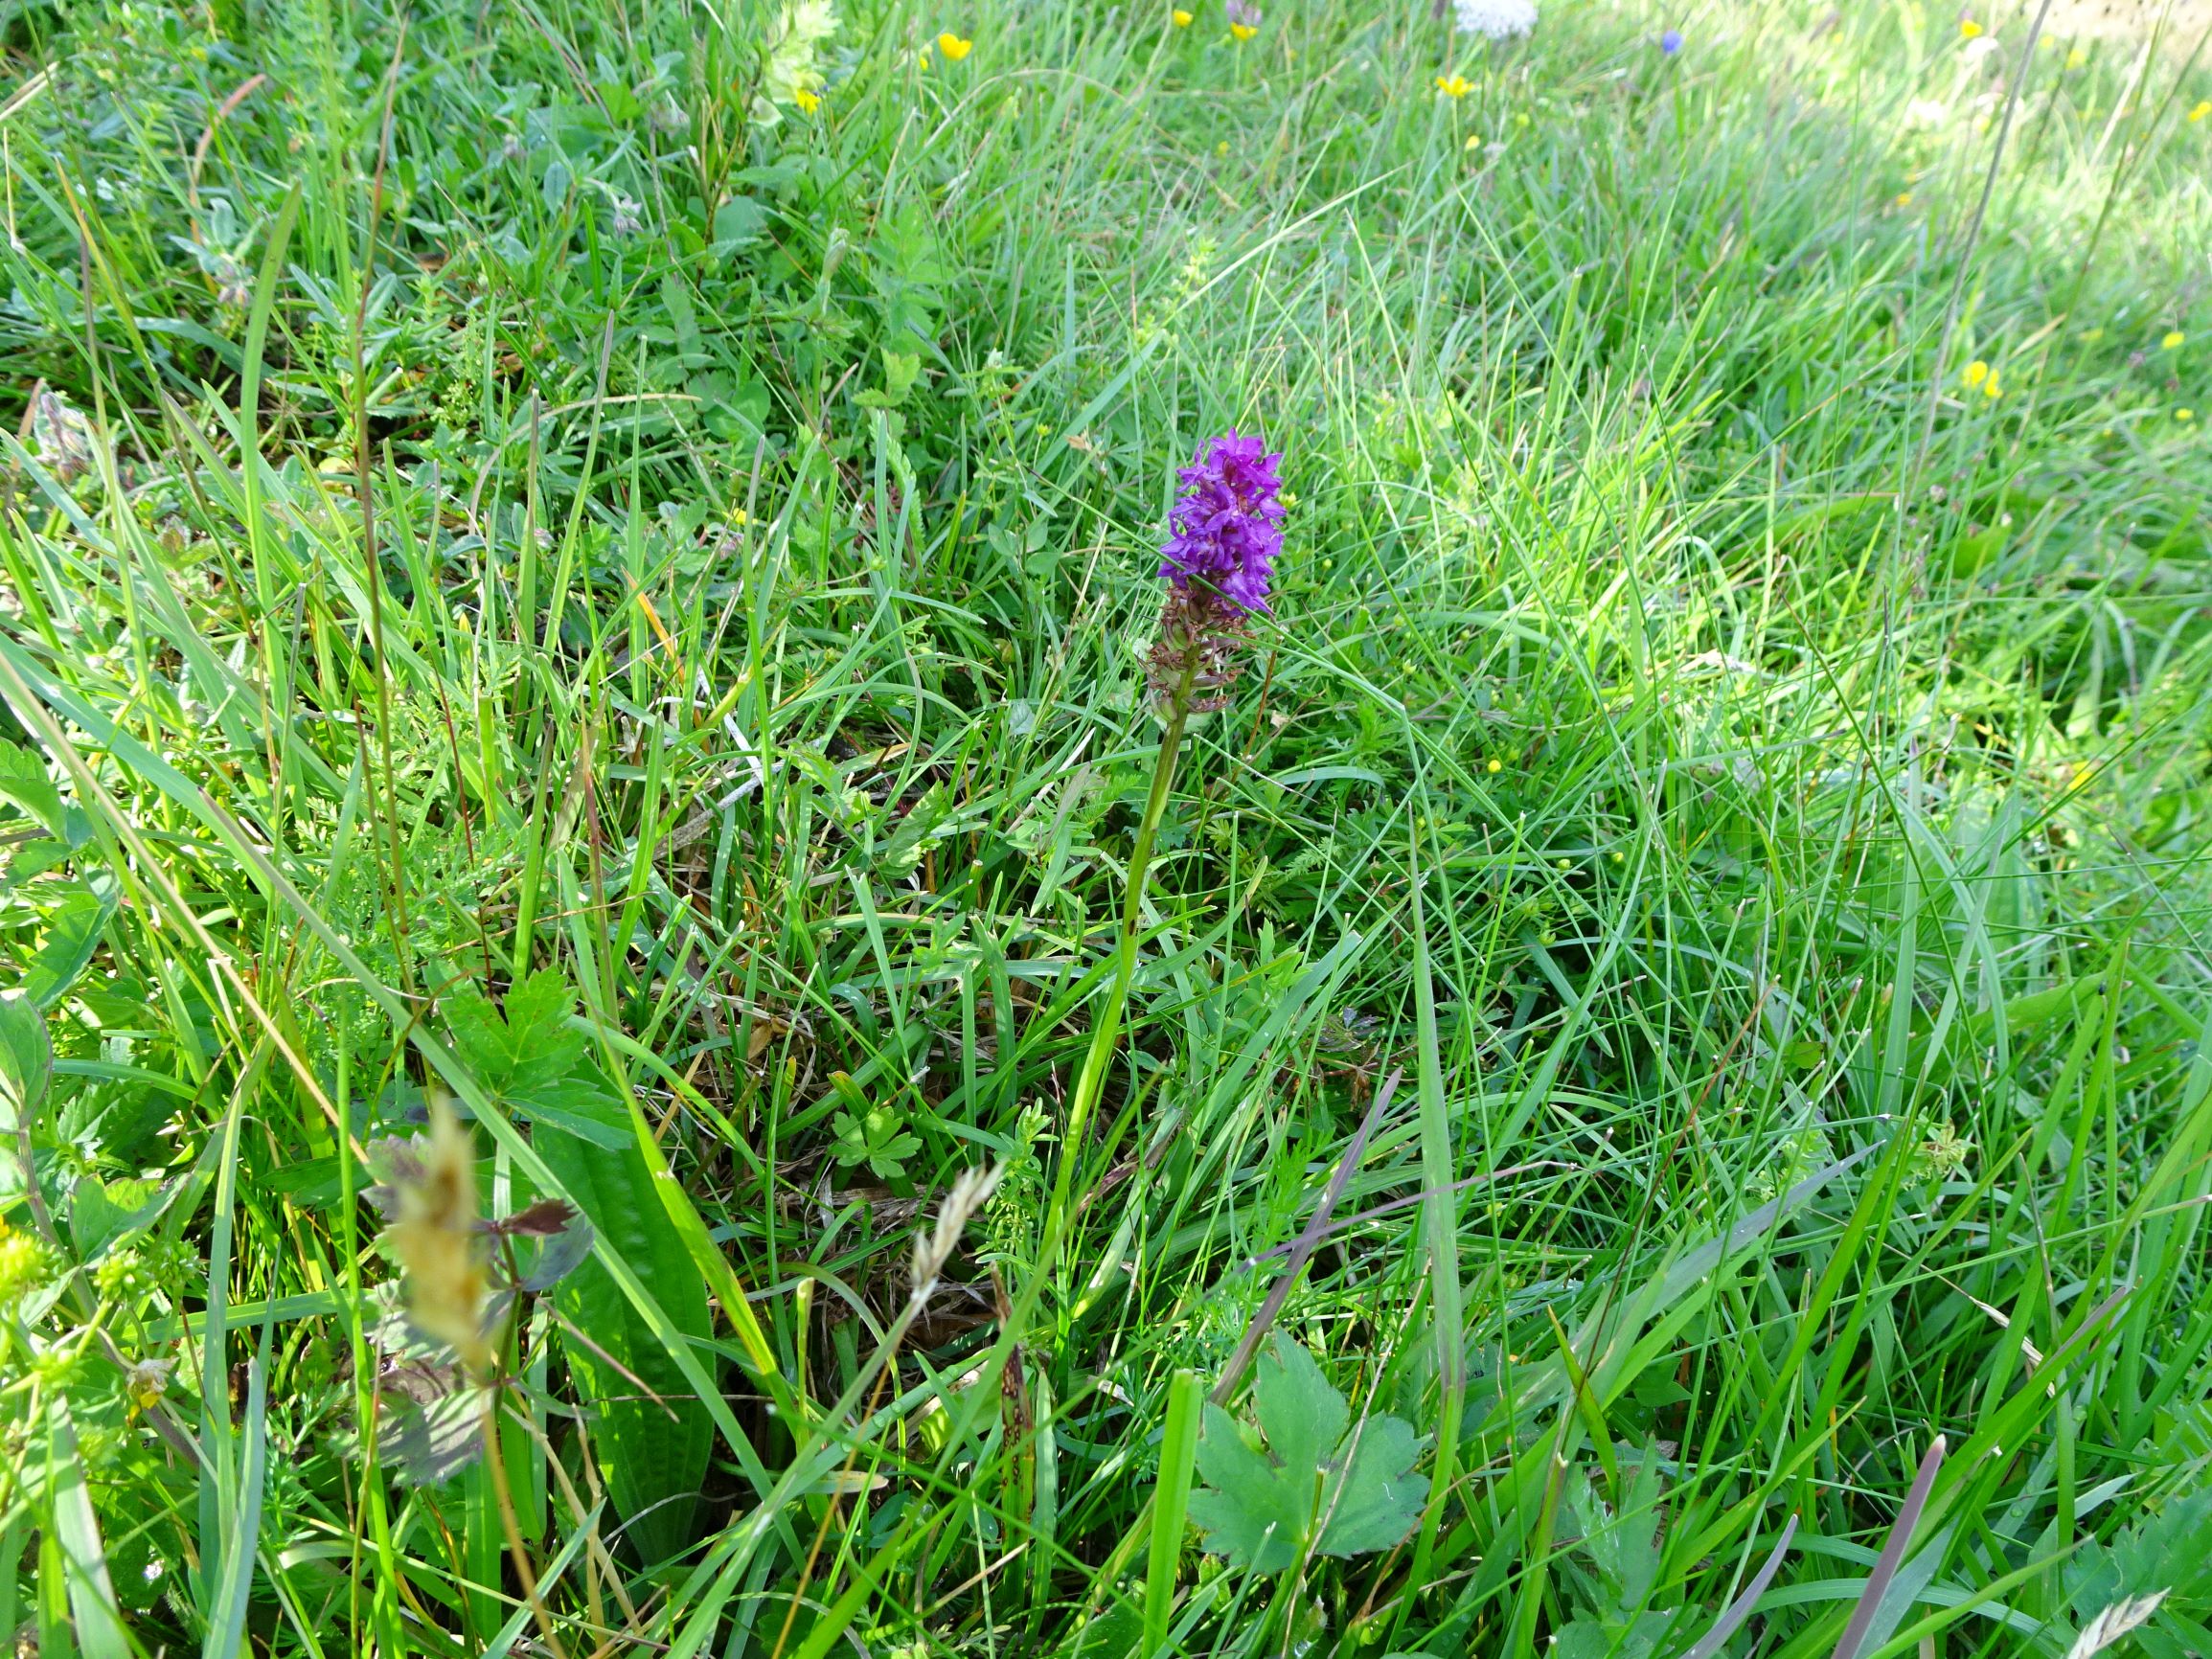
448,970 -> 714,1562
1186,1336 -> 1424,1573
832,1101 -> 923,1180
2064,1491 -> 2212,1655
0,992 -> 52,1133
1553,1460 -> 1679,1659
541,1114 -> 715,1564
3,0 -> 2212,1650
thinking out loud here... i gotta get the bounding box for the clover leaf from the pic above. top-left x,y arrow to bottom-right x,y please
1186,1335 -> 1425,1574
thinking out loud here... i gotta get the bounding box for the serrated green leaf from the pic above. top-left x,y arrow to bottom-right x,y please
1555,1609 -> 1676,1659
1189,1336 -> 1425,1574
446,968 -> 589,1100
1316,1413 -> 1424,1558
1254,1332 -> 1347,1485
1584,1454 -> 1666,1609
1187,1401 -> 1310,1574
67,1175 -> 164,1260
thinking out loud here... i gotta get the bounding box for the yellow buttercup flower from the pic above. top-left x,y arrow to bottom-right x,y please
1435,74 -> 1472,98
1894,192 -> 1912,208
2065,47 -> 2087,68
1172,8 -> 1192,23
918,46 -> 931,63
1963,360 -> 1990,388
1983,374 -> 2002,398
1465,133 -> 1483,149
1486,757 -> 1502,773
1959,18 -> 1982,37
937,31 -> 971,58
2190,101 -> 2212,122
1229,20 -> 1256,38
2162,330 -> 2186,350
2179,408 -> 2197,421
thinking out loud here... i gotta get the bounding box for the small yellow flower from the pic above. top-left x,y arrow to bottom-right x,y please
919,46 -> 931,63
1465,133 -> 1483,150
2191,101 -> 2212,122
1435,74 -> 1472,98
1963,359 -> 1990,387
1894,191 -> 1912,208
125,1358 -> 172,1418
2161,330 -> 2185,350
794,85 -> 821,112
1983,374 -> 2002,398
1514,111 -> 1530,126
1172,7 -> 1192,22
2179,408 -> 2197,421
2080,327 -> 2104,343
1229,20 -> 1256,38
1216,139 -> 1229,156
2065,46 -> 2087,68
1487,757 -> 1503,773
937,32 -> 971,58
1959,18 -> 1982,37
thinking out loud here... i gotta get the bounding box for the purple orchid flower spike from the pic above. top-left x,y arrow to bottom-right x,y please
1151,431 -> 1285,712
1158,431 -> 1285,614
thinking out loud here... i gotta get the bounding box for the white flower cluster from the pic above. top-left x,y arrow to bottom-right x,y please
1453,0 -> 1537,41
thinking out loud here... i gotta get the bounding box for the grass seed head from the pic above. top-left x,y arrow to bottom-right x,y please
385,1094 -> 492,1374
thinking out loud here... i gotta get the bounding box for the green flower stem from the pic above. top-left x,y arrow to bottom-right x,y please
1044,656 -> 1198,1263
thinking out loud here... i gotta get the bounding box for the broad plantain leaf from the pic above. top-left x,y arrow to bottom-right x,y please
496,974 -> 711,1565
1187,1335 -> 1425,1573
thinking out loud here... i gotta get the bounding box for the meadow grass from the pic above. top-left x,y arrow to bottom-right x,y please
3,0 -> 2212,1653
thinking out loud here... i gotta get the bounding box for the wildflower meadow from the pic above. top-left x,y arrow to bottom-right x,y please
3,0 -> 2212,1653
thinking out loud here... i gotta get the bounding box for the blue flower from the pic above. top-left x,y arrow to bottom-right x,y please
1659,27 -> 1682,52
